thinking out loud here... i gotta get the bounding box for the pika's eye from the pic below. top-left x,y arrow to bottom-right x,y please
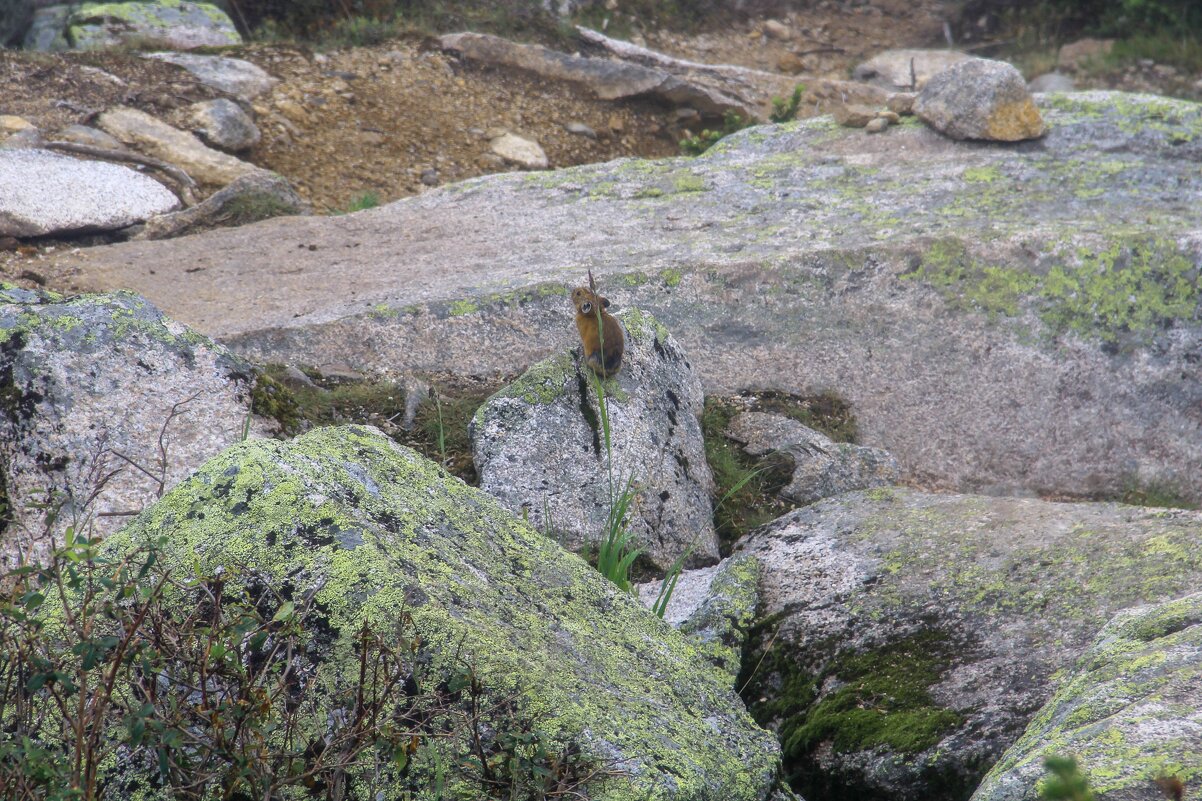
581,301 -> 593,314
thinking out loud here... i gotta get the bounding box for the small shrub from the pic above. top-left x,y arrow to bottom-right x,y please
342,191 -> 381,214
770,84 -> 805,124
1039,755 -> 1095,801
680,111 -> 753,156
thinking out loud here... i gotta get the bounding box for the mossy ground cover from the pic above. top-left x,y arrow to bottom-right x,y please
738,622 -> 966,801
702,391 -> 858,553
253,365 -> 500,483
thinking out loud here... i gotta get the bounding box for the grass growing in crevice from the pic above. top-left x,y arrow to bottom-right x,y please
252,365 -> 497,484
702,390 -> 859,554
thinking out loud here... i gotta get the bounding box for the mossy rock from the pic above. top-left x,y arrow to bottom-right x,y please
736,488 -> 1202,801
68,0 -> 241,50
89,425 -> 779,800
973,592 -> 1202,801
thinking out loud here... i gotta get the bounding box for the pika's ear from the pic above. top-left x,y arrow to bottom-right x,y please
601,296 -> 611,309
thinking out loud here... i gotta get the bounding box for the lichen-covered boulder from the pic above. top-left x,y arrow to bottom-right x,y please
101,425 -> 780,801
472,308 -> 718,569
735,488 -> 1202,801
915,57 -> 1045,140
0,149 -> 178,237
68,0 -> 240,51
972,592 -> 1202,801
638,553 -> 760,686
727,411 -> 899,505
0,288 -> 265,565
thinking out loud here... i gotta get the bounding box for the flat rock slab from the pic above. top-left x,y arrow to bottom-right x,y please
0,148 -> 178,237
736,488 -> 1202,801
52,92 -> 1202,503
973,592 -> 1202,801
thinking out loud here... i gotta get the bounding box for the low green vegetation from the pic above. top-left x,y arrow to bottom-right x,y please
680,111 -> 753,156
1039,755 -> 1096,801
0,527 -> 597,800
252,365 -> 493,483
221,191 -> 301,226
341,191 -> 381,214
770,84 -> 805,124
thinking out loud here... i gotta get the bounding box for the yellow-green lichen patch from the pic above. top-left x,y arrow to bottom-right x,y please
481,351 -> 576,411
99,426 -> 779,801
963,165 -> 1004,184
975,593 -> 1202,800
447,299 -> 478,317
904,235 -> 1201,343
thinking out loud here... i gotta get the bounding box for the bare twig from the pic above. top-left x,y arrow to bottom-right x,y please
44,141 -> 199,207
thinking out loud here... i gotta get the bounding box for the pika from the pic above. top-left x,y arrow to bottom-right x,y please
572,270 -> 624,377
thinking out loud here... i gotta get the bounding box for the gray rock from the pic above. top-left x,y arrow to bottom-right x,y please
0,127 -> 44,149
472,308 -> 718,569
143,51 -> 278,100
727,411 -> 898,505
83,425 -> 781,800
864,116 -> 890,133
56,123 -> 124,150
973,592 -> 1202,801
67,0 -> 241,51
0,289 -> 269,565
575,26 -> 800,121
1,0 -> 33,48
98,105 -> 264,187
188,97 -> 260,152
1027,72 -> 1076,93
564,121 -> 597,139
44,92 -> 1202,505
735,489 -> 1202,801
131,171 -> 308,240
853,49 -> 976,91
21,3 -> 70,51
489,132 -> 548,170
915,57 -> 1046,141
637,554 -> 759,686
442,31 -> 778,121
0,148 -> 178,236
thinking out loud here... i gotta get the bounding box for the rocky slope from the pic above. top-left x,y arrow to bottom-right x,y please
44,91 -> 1202,504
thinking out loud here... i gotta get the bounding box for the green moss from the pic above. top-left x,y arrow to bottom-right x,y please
255,364 -> 493,484
662,269 -> 683,288
701,398 -> 795,553
963,166 -> 1003,183
448,299 -> 479,317
740,621 -> 965,798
